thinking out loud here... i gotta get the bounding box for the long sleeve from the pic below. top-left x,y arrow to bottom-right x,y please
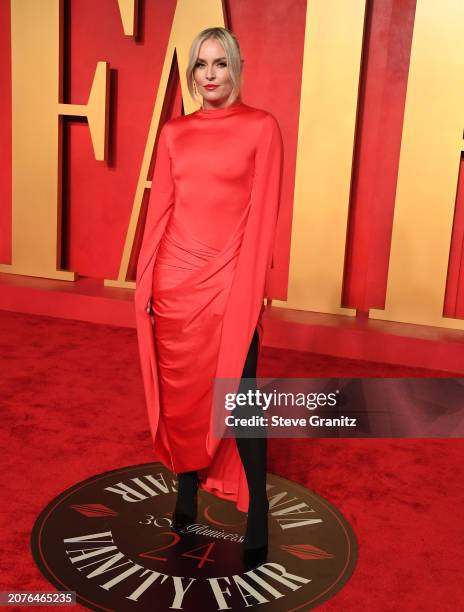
134,123 -> 175,314
252,113 -> 284,297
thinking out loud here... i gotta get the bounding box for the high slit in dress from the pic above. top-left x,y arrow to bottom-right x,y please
134,99 -> 283,512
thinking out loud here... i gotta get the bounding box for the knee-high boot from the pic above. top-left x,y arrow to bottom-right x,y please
234,328 -> 269,569
172,469 -> 199,532
235,434 -> 269,546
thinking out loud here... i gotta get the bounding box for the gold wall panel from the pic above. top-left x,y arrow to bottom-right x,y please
369,0 -> 464,329
271,0 -> 366,317
0,0 -> 109,281
117,0 -> 138,37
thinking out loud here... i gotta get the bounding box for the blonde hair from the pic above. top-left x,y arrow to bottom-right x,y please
186,27 -> 243,103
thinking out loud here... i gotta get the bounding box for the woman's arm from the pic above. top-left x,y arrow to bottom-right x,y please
251,113 -> 284,297
134,123 -> 175,316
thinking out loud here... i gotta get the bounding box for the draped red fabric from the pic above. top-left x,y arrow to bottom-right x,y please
134,99 -> 283,512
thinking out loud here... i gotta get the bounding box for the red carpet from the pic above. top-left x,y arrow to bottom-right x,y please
1,309 -> 463,611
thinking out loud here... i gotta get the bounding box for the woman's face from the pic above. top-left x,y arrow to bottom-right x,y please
193,38 -> 236,108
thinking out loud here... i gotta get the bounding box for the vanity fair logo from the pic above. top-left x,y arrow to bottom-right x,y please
31,463 -> 358,611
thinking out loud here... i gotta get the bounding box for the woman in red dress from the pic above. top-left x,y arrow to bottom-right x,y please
134,26 -> 283,570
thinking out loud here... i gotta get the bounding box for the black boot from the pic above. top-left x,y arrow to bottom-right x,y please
172,470 -> 199,532
235,328 -> 270,570
235,435 -> 269,570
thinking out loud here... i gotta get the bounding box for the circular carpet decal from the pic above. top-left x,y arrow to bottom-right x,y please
31,463 -> 358,610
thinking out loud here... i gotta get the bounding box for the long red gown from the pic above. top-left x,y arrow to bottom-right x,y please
134,98 -> 283,512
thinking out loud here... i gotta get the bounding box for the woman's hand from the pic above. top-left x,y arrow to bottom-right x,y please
146,296 -> 155,325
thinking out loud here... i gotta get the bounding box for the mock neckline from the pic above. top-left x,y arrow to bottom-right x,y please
196,98 -> 245,118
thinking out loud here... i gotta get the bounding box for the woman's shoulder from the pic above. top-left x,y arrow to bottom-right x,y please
158,113 -> 193,137
241,105 -> 282,142
243,103 -> 280,127
160,115 -> 184,132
